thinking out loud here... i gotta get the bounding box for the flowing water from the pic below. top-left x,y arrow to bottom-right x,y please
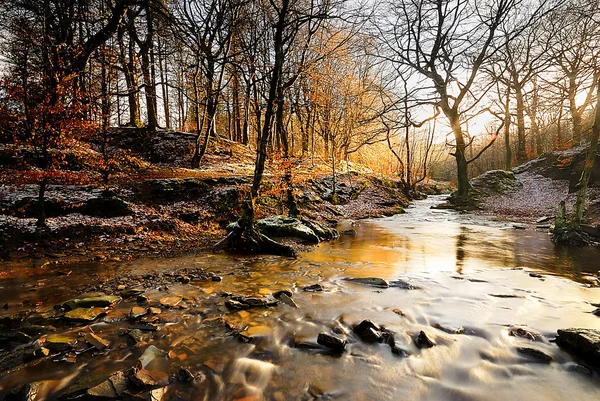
1,195 -> 600,400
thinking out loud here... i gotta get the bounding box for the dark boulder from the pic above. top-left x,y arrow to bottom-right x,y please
83,196 -> 132,217
317,333 -> 347,353
556,328 -> 600,368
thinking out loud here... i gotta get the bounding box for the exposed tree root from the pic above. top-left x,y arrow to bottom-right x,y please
551,224 -> 591,246
215,221 -> 297,257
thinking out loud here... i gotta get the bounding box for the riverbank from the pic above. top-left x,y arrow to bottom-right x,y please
1,131 -> 433,266
470,147 -> 600,234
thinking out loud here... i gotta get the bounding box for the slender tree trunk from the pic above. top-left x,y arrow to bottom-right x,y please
569,74 -> 582,147
557,102 -> 563,148
572,80 -> 600,225
515,85 -> 527,163
158,37 -> 170,129
504,88 -> 512,170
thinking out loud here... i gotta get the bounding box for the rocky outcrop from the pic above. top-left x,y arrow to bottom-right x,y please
556,328 -> 600,368
512,146 -> 600,192
470,170 -> 522,196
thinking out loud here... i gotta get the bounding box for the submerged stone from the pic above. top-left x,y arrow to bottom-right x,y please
64,308 -> 107,322
517,347 -> 554,364
61,294 -> 121,310
345,277 -> 389,288
317,332 -> 347,353
84,333 -> 110,351
159,296 -> 182,308
130,307 -> 148,319
278,294 -> 298,308
130,369 -> 169,389
44,334 -> 76,352
86,371 -> 128,399
138,345 -> 166,369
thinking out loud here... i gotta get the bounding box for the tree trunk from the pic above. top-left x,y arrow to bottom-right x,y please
569,73 -> 582,147
504,88 -> 512,170
515,84 -> 527,163
572,80 -> 600,225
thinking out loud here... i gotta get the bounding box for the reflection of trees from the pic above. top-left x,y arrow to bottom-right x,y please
455,226 -> 469,274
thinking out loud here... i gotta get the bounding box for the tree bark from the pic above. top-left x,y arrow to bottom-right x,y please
573,80 -> 600,225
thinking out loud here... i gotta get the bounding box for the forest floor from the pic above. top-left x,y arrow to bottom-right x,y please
473,146 -> 600,230
0,128 -> 449,267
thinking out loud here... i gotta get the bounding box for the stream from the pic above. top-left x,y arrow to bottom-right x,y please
1,195 -> 600,400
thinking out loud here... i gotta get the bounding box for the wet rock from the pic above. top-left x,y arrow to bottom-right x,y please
178,276 -> 191,284
556,328 -> 600,368
176,366 -> 204,383
389,279 -> 418,290
353,320 -> 382,343
294,340 -> 329,352
238,325 -> 272,342
123,387 -> 168,401
130,307 -> 148,319
387,334 -> 409,357
211,275 -> 222,282
137,295 -> 149,304
256,217 -> 320,243
303,284 -> 324,292
317,333 -> 346,353
130,369 -> 170,389
4,381 -> 46,401
278,294 -> 298,308
226,296 -> 272,310
121,288 -> 145,298
23,346 -> 50,362
64,308 -> 107,322
126,329 -> 145,344
415,331 -> 435,349
129,324 -> 158,331
19,325 -> 54,337
345,277 -> 389,288
341,229 -> 357,236
159,296 -> 182,308
508,325 -> 545,342
272,289 -> 293,299
86,371 -> 128,399
61,294 -> 121,310
44,334 -> 75,352
564,362 -> 592,375
529,273 -> 543,278
517,347 -> 553,364
84,333 -> 110,351
138,345 -> 166,368
148,307 -> 162,315
300,218 -> 339,241
592,308 -> 600,316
